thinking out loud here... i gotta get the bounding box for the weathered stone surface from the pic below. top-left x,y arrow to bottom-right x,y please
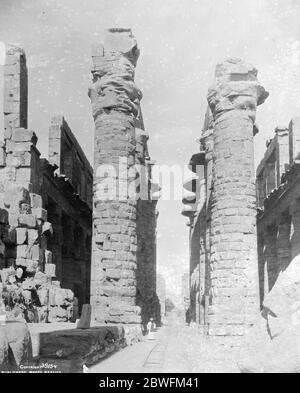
89,29 -> 142,324
4,185 -> 30,210
39,326 -> 125,367
44,263 -> 56,277
238,254 -> 300,372
16,227 -> 27,244
18,213 -> 36,228
11,128 -> 37,144
0,45 -> 92,323
206,58 -> 268,338
76,304 -> 91,329
3,321 -> 33,366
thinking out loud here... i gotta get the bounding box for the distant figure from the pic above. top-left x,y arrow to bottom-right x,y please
147,317 -> 156,340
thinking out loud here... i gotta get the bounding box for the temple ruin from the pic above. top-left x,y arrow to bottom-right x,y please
0,45 -> 93,323
256,118 -> 300,305
0,29 -> 160,329
183,58 -> 269,342
89,28 -> 159,326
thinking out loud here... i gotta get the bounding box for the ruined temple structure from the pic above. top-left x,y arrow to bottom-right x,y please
0,31 -> 160,329
256,118 -> 300,306
0,45 -> 92,323
182,58 -> 269,343
89,28 -> 160,326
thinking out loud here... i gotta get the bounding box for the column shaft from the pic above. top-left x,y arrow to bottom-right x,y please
89,29 -> 141,324
207,58 -> 268,338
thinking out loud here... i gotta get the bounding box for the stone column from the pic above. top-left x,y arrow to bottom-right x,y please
200,117 -> 214,331
89,28 -> 141,324
207,58 -> 268,338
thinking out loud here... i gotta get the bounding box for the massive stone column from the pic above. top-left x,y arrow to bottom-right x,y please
88,29 -> 141,324
207,58 -> 268,339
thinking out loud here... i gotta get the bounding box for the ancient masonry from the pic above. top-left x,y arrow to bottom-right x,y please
0,45 -> 93,322
0,32 -> 160,328
89,28 -> 159,325
182,59 -> 269,340
256,118 -> 300,305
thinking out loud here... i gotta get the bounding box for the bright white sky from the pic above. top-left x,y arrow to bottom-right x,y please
0,0 -> 300,303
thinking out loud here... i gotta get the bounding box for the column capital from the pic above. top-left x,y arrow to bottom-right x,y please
89,28 -> 142,119
207,58 -> 268,123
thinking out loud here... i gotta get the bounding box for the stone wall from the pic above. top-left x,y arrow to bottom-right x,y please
42,115 -> 92,309
257,117 -> 300,307
0,45 -> 92,322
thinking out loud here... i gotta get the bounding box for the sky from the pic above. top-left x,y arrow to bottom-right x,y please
0,0 -> 300,304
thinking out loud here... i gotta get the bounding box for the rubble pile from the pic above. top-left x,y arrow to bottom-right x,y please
0,186 -> 75,323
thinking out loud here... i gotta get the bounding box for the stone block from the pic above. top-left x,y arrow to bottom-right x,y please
42,221 -> 53,235
4,114 -> 20,130
6,150 -> 30,169
18,214 -> 36,228
33,208 -> 47,222
29,245 -> 42,261
29,193 -> 42,209
54,288 -> 74,306
16,245 -> 28,259
76,304 -> 91,329
3,321 -> 33,366
5,141 -> 33,153
39,325 -> 124,367
0,267 -> 15,284
4,185 -> 30,209
16,167 -> 31,183
25,259 -> 38,273
27,229 -> 39,245
45,263 -> 56,278
11,128 -> 37,144
48,306 -> 73,323
106,268 -> 122,280
34,271 -> 48,287
15,258 -> 26,267
44,250 -> 52,264
37,287 -> 48,306
16,227 -> 27,245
